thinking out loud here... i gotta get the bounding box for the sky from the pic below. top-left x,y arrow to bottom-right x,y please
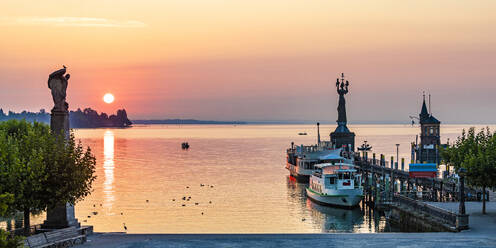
0,0 -> 495,123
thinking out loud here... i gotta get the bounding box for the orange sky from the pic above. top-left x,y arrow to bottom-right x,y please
1,0 -> 495,122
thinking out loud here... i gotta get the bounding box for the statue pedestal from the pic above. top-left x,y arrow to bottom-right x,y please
50,110 -> 69,138
42,203 -> 80,229
330,124 -> 355,151
42,110 -> 80,229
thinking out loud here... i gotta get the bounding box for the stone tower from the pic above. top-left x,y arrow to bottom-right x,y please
416,94 -> 441,164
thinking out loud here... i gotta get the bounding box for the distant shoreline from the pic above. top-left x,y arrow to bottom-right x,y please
132,119 -> 247,125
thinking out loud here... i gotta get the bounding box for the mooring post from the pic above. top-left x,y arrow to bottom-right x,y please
457,168 -> 469,230
451,183 -> 458,201
400,179 -> 404,195
407,179 -> 411,197
373,153 -> 376,165
392,165 -> 396,194
440,181 -> 443,202
372,172 -> 377,205
432,178 -> 436,201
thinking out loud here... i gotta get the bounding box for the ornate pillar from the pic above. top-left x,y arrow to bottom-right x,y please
42,67 -> 79,229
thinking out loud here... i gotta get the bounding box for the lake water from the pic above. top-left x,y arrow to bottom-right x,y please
2,124 -> 494,233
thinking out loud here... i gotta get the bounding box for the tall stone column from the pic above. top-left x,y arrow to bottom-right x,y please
42,110 -> 80,229
42,66 -> 79,229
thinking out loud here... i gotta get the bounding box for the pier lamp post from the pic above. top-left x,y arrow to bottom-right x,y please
395,144 -> 400,170
458,167 -> 467,215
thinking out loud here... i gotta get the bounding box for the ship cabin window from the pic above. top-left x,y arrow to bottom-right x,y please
329,176 -> 336,185
343,172 -> 351,180
303,162 -> 315,170
430,127 -> 434,134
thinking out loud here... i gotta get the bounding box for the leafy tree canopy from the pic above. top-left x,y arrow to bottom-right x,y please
0,119 -> 96,232
442,127 -> 496,213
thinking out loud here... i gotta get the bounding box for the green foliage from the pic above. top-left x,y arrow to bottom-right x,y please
0,120 -> 51,216
0,193 -> 13,217
442,127 -> 496,188
43,132 -> 97,206
0,194 -> 24,248
0,119 -> 96,231
0,230 -> 24,248
442,127 -> 496,213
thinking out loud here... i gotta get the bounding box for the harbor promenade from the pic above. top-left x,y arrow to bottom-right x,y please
80,202 -> 496,248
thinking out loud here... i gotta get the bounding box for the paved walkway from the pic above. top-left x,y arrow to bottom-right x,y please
80,202 -> 496,248
426,201 -> 496,235
81,232 -> 496,248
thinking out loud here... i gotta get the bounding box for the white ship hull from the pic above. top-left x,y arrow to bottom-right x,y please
306,186 -> 363,208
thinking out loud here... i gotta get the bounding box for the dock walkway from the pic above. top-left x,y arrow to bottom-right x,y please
77,202 -> 496,247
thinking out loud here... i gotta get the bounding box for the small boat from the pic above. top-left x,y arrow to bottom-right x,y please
357,141 -> 372,151
181,142 -> 190,149
306,163 -> 363,208
298,132 -> 307,135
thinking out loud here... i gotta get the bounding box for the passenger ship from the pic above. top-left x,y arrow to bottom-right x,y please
286,142 -> 352,182
286,123 -> 354,182
306,163 -> 363,208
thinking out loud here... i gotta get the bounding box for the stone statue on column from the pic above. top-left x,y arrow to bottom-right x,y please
336,77 -> 349,125
43,66 -> 79,229
330,73 -> 355,151
48,65 -> 70,112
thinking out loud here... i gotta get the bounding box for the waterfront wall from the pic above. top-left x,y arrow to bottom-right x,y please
389,205 -> 456,232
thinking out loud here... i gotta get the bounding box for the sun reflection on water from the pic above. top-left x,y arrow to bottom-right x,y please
103,130 -> 115,212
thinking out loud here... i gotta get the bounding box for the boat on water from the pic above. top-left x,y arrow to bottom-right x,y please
286,143 -> 352,182
286,123 -> 354,182
181,142 -> 190,149
357,141 -> 372,151
306,163 -> 363,208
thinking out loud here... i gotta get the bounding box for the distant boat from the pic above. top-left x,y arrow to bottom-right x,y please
298,132 -> 307,135
357,141 -> 372,151
181,142 -> 190,149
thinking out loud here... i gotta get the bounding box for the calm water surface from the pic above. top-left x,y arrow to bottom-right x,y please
4,124 -> 494,233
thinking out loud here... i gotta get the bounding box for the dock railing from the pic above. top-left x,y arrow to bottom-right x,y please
393,194 -> 458,226
8,224 -> 43,236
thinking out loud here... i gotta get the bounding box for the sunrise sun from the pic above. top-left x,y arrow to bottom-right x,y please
103,93 -> 114,104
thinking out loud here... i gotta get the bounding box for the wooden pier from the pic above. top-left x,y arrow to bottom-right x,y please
355,152 -> 487,231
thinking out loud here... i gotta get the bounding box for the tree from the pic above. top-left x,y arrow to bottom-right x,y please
0,120 -> 48,233
442,127 -> 496,214
0,120 -> 96,233
0,193 -> 24,247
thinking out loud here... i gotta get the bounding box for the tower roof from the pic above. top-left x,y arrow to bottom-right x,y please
420,96 -> 429,121
419,94 -> 440,124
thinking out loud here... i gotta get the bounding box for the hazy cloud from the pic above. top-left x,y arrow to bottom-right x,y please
0,16 -> 147,28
